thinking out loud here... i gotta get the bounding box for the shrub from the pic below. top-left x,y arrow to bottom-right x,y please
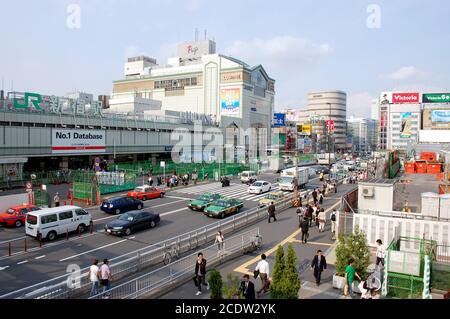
223,273 -> 242,299
270,245 -> 301,299
208,269 -> 223,299
270,245 -> 286,299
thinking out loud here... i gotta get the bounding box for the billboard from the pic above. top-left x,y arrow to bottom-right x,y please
220,88 -> 240,115
380,92 -> 420,104
400,112 -> 413,138
273,113 -> 286,127
423,93 -> 450,103
431,110 -> 450,123
52,129 -> 106,154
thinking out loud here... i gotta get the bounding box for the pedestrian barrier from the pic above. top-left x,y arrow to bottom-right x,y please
0,193 -> 294,299
89,228 -> 261,299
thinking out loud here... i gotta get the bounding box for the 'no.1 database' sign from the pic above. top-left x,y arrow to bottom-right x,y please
52,129 -> 106,154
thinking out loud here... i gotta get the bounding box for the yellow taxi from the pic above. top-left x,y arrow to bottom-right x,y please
258,191 -> 286,207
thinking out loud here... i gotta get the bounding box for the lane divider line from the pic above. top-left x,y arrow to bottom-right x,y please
35,255 -> 46,260
17,260 -> 28,265
59,240 -> 128,262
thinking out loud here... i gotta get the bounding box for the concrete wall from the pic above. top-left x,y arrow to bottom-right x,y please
358,183 -> 394,211
0,193 -> 30,212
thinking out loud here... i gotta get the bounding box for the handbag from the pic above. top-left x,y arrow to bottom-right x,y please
253,269 -> 260,279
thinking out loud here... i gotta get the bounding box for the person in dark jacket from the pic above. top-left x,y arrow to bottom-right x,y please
311,250 -> 327,286
301,218 -> 310,243
312,189 -> 318,204
239,274 -> 256,300
194,253 -> 208,295
267,202 -> 276,223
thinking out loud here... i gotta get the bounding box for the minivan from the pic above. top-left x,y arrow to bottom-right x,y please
25,206 -> 92,241
240,171 -> 257,184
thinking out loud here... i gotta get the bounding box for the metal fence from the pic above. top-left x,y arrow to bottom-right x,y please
89,228 -> 261,299
0,193 -> 294,299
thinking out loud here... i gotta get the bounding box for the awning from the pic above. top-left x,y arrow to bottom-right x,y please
0,158 -> 28,164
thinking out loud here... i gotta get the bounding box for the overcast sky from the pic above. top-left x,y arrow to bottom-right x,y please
1,0 -> 449,117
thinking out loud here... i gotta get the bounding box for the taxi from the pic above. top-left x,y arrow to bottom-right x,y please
188,193 -> 223,212
0,204 -> 41,228
258,191 -> 286,207
127,185 -> 165,201
203,198 -> 244,219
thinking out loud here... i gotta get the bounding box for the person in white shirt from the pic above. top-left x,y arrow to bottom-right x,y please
375,239 -> 385,268
100,258 -> 112,298
318,209 -> 326,232
88,259 -> 100,297
255,254 -> 270,295
330,209 -> 337,234
215,231 -> 224,255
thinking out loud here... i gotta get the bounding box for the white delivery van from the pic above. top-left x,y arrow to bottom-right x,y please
240,171 -> 257,184
279,167 -> 309,191
26,206 -> 92,241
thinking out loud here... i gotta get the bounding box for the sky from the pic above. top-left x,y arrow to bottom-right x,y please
1,0 -> 450,118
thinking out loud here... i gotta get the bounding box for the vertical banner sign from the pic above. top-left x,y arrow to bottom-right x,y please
273,113 -> 286,127
220,88 -> 240,115
400,112 -> 413,138
52,129 -> 106,154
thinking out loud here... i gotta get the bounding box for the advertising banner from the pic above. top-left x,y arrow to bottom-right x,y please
431,110 -> 450,123
423,93 -> 450,103
273,113 -> 286,127
392,93 -> 420,104
220,88 -> 240,115
400,112 -> 413,138
302,124 -> 312,134
52,129 -> 106,154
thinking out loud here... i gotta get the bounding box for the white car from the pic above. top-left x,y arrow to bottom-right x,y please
248,181 -> 272,194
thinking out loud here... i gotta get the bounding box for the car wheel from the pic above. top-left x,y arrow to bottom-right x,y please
137,204 -> 143,210
160,193 -> 165,198
260,190 -> 263,194
220,212 -> 225,219
47,231 -> 57,241
78,224 -> 86,233
15,220 -> 23,228
125,228 -> 131,236
115,209 -> 121,215
150,220 -> 156,228
142,196 -> 147,201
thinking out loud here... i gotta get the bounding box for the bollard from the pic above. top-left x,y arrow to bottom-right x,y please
24,238 -> 27,253
38,234 -> 42,248
78,226 -> 81,237
66,228 -> 69,240
90,222 -> 93,234
64,201 -> 67,206
8,242 -> 11,256
70,197 -> 73,205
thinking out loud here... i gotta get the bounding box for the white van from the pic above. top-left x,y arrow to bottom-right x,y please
26,206 -> 92,241
240,171 -> 257,184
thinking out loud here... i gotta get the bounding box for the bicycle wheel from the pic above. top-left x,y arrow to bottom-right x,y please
163,253 -> 172,265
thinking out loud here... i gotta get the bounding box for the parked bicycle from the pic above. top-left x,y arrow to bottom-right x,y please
251,234 -> 263,251
162,244 -> 180,265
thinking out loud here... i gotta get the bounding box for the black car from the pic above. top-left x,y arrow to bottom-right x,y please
104,210 -> 160,236
100,196 -> 144,215
315,166 -> 330,174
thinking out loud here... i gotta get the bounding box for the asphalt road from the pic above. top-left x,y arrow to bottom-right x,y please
0,172 -> 328,295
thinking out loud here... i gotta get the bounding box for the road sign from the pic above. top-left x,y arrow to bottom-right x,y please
160,161 -> 166,168
326,120 -> 335,132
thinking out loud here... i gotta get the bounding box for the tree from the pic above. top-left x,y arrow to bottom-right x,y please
223,273 -> 242,299
270,245 -> 286,299
282,244 -> 301,299
208,269 -> 223,299
335,226 -> 371,279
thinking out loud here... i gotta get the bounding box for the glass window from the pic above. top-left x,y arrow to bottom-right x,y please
59,211 -> 73,220
27,214 -> 38,225
20,208 -> 28,214
75,209 -> 89,216
41,214 -> 58,224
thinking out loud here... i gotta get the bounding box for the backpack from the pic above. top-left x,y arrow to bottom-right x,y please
331,213 -> 336,221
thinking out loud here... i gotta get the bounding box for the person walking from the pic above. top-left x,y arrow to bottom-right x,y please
318,208 -> 326,232
240,274 -> 256,300
318,192 -> 324,205
296,206 -> 305,228
88,259 -> 100,297
148,176 -> 153,186
330,209 -> 337,235
312,189 -> 318,205
319,172 -> 324,182
267,202 -> 277,223
255,254 -> 270,296
194,253 -> 209,295
100,258 -> 112,298
333,181 -> 337,193
311,250 -> 327,286
375,239 -> 385,268
344,259 -> 361,298
307,205 -> 314,227
192,171 -> 198,185
300,218 -> 310,244
53,192 -> 60,207
215,231 -> 224,255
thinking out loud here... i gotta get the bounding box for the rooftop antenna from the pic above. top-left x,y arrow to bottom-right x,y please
195,28 -> 198,41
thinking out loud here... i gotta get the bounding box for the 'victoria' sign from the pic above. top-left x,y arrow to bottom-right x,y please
391,93 -> 419,104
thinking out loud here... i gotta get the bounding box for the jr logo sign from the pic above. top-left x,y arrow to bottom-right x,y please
13,92 -> 43,110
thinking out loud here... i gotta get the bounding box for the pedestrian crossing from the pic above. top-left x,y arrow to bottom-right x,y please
174,182 -> 289,202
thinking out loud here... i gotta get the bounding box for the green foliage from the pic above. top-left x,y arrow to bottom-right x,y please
335,226 -> 371,279
223,273 -> 242,299
208,269 -> 223,299
270,245 -> 300,299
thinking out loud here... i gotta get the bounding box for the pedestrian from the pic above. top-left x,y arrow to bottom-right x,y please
100,258 -> 112,298
319,172 -> 324,182
308,204 -> 314,227
215,231 -> 224,255
312,189 -> 318,205
194,252 -> 209,295
192,171 -> 198,184
148,175 -> 153,186
322,182 -> 327,195
239,274 -> 256,300
312,205 -> 318,225
333,181 -> 337,193
344,259 -> 361,298
301,218 -> 310,243
255,254 -> 270,296
267,202 -> 277,223
330,209 -> 337,234
311,250 -> 327,286
296,206 -> 305,227
53,192 -> 60,207
204,172 -> 209,181
157,176 -> 162,186
318,208 -> 326,232
88,259 -> 100,297
319,192 -> 324,205
375,239 -> 385,268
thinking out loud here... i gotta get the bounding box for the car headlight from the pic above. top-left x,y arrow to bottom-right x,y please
109,204 -> 114,208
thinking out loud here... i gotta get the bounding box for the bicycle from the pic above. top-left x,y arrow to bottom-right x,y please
162,244 -> 180,265
365,264 -> 382,291
251,234 -> 263,251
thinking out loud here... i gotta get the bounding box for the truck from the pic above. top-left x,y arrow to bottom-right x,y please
317,153 -> 336,165
278,167 -> 309,191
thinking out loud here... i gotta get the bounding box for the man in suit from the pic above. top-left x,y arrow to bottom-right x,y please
267,202 -> 277,223
240,274 -> 256,300
311,250 -> 327,286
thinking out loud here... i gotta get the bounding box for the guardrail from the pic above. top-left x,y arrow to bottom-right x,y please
1,193 -> 294,299
89,228 -> 261,299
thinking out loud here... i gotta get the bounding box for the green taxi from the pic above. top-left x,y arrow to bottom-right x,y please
258,191 -> 286,207
203,198 -> 244,219
188,193 -> 223,211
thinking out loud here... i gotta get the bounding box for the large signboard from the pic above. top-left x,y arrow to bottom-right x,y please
380,92 -> 420,104
400,112 -> 413,138
431,110 -> 450,123
52,129 -> 106,154
220,88 -> 240,115
423,93 -> 450,104
273,113 -> 286,127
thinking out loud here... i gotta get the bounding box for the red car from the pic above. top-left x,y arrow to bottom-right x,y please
0,204 -> 41,228
127,185 -> 165,201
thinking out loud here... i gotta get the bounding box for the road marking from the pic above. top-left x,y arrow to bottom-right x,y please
160,207 -> 188,217
35,255 -> 46,260
0,266 -> 10,271
164,196 -> 192,201
233,200 -> 341,275
17,260 -> 28,265
59,239 -> 128,262
127,236 -> 136,240
290,239 -> 333,246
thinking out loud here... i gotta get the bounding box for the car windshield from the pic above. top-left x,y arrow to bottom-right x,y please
267,194 -> 280,200
214,200 -> 229,207
6,208 -> 16,214
279,176 -> 293,184
118,214 -> 134,222
198,194 -> 212,201
27,214 -> 38,225
242,173 -> 248,177
134,187 -> 145,192
252,182 -> 262,187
